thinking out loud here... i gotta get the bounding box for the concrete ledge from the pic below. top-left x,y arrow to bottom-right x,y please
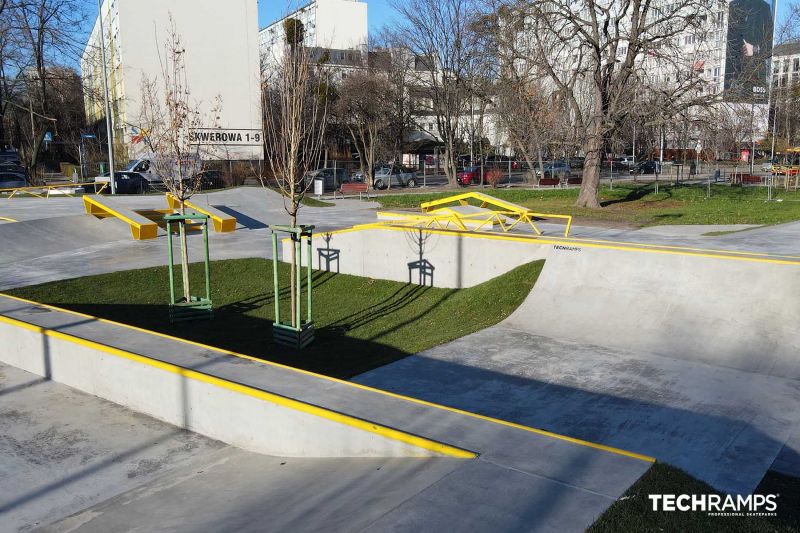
0,315 -> 472,459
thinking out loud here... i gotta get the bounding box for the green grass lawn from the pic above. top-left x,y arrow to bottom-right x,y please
300,195 -> 335,207
6,258 -> 543,378
591,463 -> 800,532
379,184 -> 800,227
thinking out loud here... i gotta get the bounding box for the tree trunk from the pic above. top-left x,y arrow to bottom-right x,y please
179,203 -> 191,302
289,212 -> 297,328
576,125 -> 602,208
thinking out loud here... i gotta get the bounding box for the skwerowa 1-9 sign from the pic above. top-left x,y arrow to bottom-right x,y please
189,128 -> 262,146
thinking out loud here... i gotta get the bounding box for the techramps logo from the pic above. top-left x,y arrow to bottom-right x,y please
649,493 -> 779,517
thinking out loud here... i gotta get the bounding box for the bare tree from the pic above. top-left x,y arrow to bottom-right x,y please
8,0 -> 85,177
335,69 -> 388,189
261,17 -> 329,326
389,0 -> 486,186
514,0 -> 716,207
137,18 -> 221,302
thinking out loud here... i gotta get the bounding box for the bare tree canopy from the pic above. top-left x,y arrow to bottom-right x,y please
388,0 -> 488,186
507,0 -> 719,207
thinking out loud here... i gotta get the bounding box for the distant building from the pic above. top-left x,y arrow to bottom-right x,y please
771,41 -> 800,89
81,0 -> 263,162
259,0 -> 368,70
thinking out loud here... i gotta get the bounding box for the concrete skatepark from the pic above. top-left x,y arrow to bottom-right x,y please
2,187 -> 800,530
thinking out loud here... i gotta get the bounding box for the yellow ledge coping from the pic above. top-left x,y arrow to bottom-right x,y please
0,292 -> 655,464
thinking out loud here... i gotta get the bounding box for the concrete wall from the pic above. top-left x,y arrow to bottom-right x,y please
283,227 -> 550,288
0,319 -> 442,458
506,245 -> 800,378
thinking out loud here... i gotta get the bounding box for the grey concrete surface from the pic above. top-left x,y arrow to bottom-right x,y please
288,226 -> 550,288
0,189 -> 382,290
0,362 -> 225,532
0,316 -> 441,459
355,327 -> 800,494
0,362 -> 466,533
0,295 -> 653,532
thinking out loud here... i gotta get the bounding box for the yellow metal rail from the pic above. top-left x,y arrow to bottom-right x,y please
0,181 -> 108,199
83,195 -> 158,240
166,193 -> 236,233
0,216 -> 17,222
406,191 -> 573,237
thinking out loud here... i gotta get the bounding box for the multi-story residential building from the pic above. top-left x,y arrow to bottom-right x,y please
259,0 -> 368,68
81,0 -> 263,162
772,41 -> 800,89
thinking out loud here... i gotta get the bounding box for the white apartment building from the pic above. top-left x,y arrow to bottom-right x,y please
81,0 -> 263,161
772,41 -> 800,88
259,0 -> 368,66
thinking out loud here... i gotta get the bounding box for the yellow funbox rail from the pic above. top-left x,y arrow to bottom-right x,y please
83,195 -> 158,240
0,181 -> 108,199
393,191 -> 575,237
166,193 -> 236,233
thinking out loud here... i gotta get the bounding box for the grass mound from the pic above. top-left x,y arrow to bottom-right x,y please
7,258 -> 544,378
378,184 -> 800,227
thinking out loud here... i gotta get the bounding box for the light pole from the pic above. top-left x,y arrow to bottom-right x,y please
97,0 -> 116,194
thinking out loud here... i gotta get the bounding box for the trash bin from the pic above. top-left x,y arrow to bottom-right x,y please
313,178 -> 324,196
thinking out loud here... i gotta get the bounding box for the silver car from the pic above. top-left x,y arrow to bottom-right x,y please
373,165 -> 418,189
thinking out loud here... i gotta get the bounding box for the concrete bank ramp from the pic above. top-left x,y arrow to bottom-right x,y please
0,214 -> 133,265
505,244 -> 800,378
0,294 -> 652,531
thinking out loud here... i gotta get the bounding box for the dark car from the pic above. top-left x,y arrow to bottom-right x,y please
484,155 -> 520,170
112,171 -> 152,194
457,166 -> 481,186
194,170 -> 225,189
632,160 -> 662,175
535,161 -> 571,179
305,168 -> 349,191
0,171 -> 28,190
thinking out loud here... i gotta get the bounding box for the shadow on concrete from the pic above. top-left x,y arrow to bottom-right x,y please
214,206 -> 268,230
355,351 -> 792,496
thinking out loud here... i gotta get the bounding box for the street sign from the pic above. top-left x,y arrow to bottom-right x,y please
43,131 -> 53,142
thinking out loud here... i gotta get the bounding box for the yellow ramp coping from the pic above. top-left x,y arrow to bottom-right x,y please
83,195 -> 158,240
166,193 -> 236,233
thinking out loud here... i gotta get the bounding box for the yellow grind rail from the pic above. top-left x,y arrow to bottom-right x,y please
166,193 -> 236,233
407,191 -> 573,237
0,181 -> 108,199
83,195 -> 158,240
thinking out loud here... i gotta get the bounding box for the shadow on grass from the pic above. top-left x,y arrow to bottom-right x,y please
600,184 -> 669,207
52,293 -> 444,379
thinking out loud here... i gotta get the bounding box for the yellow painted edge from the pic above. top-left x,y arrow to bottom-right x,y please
0,216 -> 17,222
0,312 -> 476,459
83,196 -> 157,235
364,224 -> 800,266
0,292 -> 654,463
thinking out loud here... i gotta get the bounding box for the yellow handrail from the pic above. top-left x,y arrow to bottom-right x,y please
0,181 -> 108,199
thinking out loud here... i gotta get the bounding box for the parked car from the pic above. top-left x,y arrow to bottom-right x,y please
304,168 -> 349,191
0,171 -> 29,190
373,165 -> 418,189
631,160 -> 662,175
193,169 -> 225,189
352,164 -> 390,182
484,155 -> 520,170
458,165 -> 510,186
535,161 -> 571,179
110,171 -> 153,194
617,156 -> 637,167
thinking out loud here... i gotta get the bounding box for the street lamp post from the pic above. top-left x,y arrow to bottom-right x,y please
97,0 -> 116,194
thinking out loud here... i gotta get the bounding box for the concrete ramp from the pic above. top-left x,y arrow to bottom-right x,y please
505,245 -> 800,378
0,214 -> 133,265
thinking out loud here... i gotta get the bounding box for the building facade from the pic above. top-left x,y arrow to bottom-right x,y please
259,0 -> 368,66
81,0 -> 263,162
